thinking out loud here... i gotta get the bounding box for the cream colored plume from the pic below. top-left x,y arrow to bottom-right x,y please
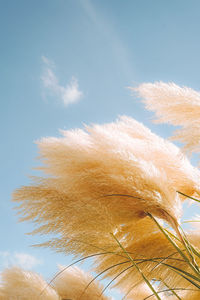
104,116 -> 200,198
0,266 -> 110,300
53,265 -> 110,300
0,267 -> 58,300
13,116 -> 200,255
134,81 -> 200,154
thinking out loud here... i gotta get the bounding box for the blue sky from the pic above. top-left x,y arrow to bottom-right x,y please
1,0 -> 200,298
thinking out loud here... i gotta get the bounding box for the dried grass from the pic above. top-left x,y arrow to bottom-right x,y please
13,116 -> 200,257
6,83 -> 200,299
0,267 -> 58,300
53,266 -> 110,300
134,82 -> 200,154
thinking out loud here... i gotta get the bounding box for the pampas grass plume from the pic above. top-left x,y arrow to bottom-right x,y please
134,82 -> 200,154
53,266 -> 110,300
0,267 -> 58,300
13,116 -> 200,256
10,89 -> 200,299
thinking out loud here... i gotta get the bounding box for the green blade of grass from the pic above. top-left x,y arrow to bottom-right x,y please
100,265 -> 133,296
79,260 -> 130,299
182,220 -> 200,223
159,279 -> 181,299
100,257 -> 176,297
150,250 -> 180,273
147,213 -> 200,278
39,251 -> 126,298
177,191 -> 200,203
122,280 -> 144,300
161,262 -> 200,288
110,233 -> 162,300
179,225 -> 199,272
165,228 -> 200,260
140,258 -> 200,290
144,288 -> 200,300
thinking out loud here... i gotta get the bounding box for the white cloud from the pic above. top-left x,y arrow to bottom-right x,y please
0,251 -> 42,270
41,56 -> 83,106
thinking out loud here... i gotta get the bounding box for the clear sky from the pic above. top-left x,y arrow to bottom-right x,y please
1,0 -> 200,298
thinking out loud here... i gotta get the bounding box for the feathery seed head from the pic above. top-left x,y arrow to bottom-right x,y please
0,267 -> 58,300
53,266 -> 110,300
134,81 -> 200,154
13,116 -> 195,256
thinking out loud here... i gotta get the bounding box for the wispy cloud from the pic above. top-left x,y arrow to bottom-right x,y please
41,56 -> 83,106
79,0 -> 133,79
0,251 -> 42,270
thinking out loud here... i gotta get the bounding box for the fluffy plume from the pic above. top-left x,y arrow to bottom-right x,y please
134,82 -> 200,153
53,266 -> 110,300
0,267 -> 58,300
1,225 -> 199,299
12,116 -> 200,298
6,79 -> 200,299
13,116 -> 200,256
0,266 -> 110,300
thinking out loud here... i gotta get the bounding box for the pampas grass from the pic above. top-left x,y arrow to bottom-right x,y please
53,266 -> 110,300
93,216 -> 200,294
0,267 -> 59,300
13,115 -> 200,256
134,82 -> 200,154
0,266 -> 110,300
4,81 -> 200,299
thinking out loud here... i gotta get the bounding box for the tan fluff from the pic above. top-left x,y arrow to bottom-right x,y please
12,116 -> 197,257
0,267 -> 58,300
134,81 -> 200,154
124,282 -> 162,300
177,290 -> 200,300
114,116 -> 200,198
53,266 -> 110,300
11,116 -> 200,298
93,218 -> 200,298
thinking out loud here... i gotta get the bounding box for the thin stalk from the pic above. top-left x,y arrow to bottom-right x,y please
79,260 -> 130,299
39,251 -> 123,297
182,220 -> 200,223
100,265 -> 134,296
179,225 -> 199,272
140,259 -> 200,289
147,213 -> 200,278
165,228 -> 200,260
161,262 -> 200,288
100,258 -> 176,297
144,288 -> 200,300
160,279 -> 181,299
122,280 -> 144,300
110,233 -> 161,300
101,193 -> 145,201
150,251 -> 180,273
177,191 -> 200,203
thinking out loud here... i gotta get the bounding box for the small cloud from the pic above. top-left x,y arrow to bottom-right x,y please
41,56 -> 83,107
0,251 -> 42,270
62,77 -> 83,106
41,55 -> 55,68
